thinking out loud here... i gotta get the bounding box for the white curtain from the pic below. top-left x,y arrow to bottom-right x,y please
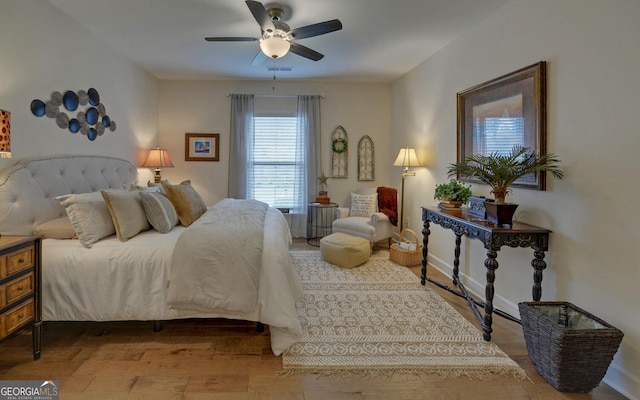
292,95 -> 321,237
228,94 -> 254,199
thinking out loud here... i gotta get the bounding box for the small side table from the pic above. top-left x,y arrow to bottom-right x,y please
306,203 -> 338,246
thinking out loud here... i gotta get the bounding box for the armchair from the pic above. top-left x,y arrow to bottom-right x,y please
332,187 -> 397,247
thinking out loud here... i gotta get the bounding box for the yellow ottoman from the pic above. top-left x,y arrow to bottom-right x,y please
320,232 -> 371,268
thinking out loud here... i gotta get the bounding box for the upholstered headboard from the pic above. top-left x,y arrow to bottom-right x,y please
0,155 -> 137,235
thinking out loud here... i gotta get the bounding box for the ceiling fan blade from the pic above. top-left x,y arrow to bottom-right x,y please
289,42 -> 324,61
250,51 -> 269,66
205,37 -> 258,42
245,0 -> 276,33
289,19 -> 342,40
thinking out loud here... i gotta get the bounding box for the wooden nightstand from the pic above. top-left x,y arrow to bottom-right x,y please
0,236 -> 42,360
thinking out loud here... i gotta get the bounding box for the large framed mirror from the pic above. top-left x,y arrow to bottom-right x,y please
457,61 -> 547,190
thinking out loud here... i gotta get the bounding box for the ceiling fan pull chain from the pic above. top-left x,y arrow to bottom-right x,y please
272,59 -> 277,91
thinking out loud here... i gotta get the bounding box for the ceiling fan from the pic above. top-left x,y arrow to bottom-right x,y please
205,0 -> 343,65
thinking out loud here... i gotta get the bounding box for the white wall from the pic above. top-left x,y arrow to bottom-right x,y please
391,0 -> 640,397
157,80 -> 392,207
0,1 -> 159,178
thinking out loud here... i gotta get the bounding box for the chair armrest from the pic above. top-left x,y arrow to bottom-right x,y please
369,212 -> 390,225
335,207 -> 350,219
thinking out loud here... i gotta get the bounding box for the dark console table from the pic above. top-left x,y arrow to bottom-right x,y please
421,206 -> 551,341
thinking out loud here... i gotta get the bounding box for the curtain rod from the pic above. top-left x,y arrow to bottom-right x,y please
226,93 -> 325,99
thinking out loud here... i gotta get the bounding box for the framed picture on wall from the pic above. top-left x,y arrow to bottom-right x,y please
457,61 -> 547,190
185,133 -> 220,161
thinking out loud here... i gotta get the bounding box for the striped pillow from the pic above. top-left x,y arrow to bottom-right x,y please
139,191 -> 179,233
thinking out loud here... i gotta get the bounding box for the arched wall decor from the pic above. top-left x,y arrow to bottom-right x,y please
30,88 -> 117,141
357,135 -> 374,181
331,125 -> 348,178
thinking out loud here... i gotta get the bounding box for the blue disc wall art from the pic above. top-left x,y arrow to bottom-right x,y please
87,88 -> 100,106
30,87 -> 116,141
30,100 -> 46,117
63,91 -> 79,111
85,107 -> 98,125
69,119 -> 80,133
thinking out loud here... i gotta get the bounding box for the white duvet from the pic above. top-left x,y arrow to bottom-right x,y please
167,199 -> 268,315
42,201 -> 303,355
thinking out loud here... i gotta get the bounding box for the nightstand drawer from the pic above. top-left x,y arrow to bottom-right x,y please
5,246 -> 35,277
0,272 -> 34,309
1,298 -> 34,338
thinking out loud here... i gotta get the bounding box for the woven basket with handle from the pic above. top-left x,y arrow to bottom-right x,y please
389,228 -> 422,266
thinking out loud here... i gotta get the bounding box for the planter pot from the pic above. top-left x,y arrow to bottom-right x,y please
485,202 -> 518,226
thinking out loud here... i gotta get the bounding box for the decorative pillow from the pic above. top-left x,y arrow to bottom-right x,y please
350,192 -> 378,217
139,191 -> 179,233
161,181 -> 207,227
33,217 -> 77,240
100,189 -> 151,242
56,192 -> 116,248
134,184 -> 162,194
147,180 -> 167,195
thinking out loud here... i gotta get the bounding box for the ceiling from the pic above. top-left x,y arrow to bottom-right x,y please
47,0 -> 510,82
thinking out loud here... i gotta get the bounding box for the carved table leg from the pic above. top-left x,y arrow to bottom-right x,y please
452,234 -> 462,286
421,218 -> 430,285
483,250 -> 499,341
531,250 -> 547,301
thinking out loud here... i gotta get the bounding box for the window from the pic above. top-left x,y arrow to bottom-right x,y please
247,116 -> 302,209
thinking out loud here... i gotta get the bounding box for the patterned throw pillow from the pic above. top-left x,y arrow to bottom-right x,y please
33,217 -> 77,239
139,191 -> 179,233
147,180 -> 167,195
350,192 -> 378,217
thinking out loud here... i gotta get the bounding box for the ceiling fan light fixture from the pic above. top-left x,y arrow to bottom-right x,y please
259,36 -> 290,59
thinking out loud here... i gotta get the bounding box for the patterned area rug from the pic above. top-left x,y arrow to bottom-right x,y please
282,250 -> 529,380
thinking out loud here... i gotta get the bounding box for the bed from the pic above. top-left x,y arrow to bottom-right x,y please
0,155 -> 303,355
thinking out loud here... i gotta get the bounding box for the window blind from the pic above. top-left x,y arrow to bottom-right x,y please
249,116 -> 301,208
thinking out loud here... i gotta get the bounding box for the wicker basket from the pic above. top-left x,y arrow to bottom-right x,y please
518,301 -> 624,392
389,229 -> 422,266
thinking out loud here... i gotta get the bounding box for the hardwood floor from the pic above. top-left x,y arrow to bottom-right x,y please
0,240 -> 627,399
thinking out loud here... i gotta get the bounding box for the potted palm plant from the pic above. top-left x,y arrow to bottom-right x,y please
447,145 -> 563,226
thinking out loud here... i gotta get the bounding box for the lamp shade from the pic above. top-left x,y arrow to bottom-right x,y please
393,147 -> 421,168
259,37 -> 290,59
142,147 -> 174,168
0,109 -> 10,158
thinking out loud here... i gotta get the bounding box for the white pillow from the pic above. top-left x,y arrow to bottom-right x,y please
139,191 -> 179,233
101,189 -> 151,241
350,192 -> 378,217
56,192 -> 116,248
